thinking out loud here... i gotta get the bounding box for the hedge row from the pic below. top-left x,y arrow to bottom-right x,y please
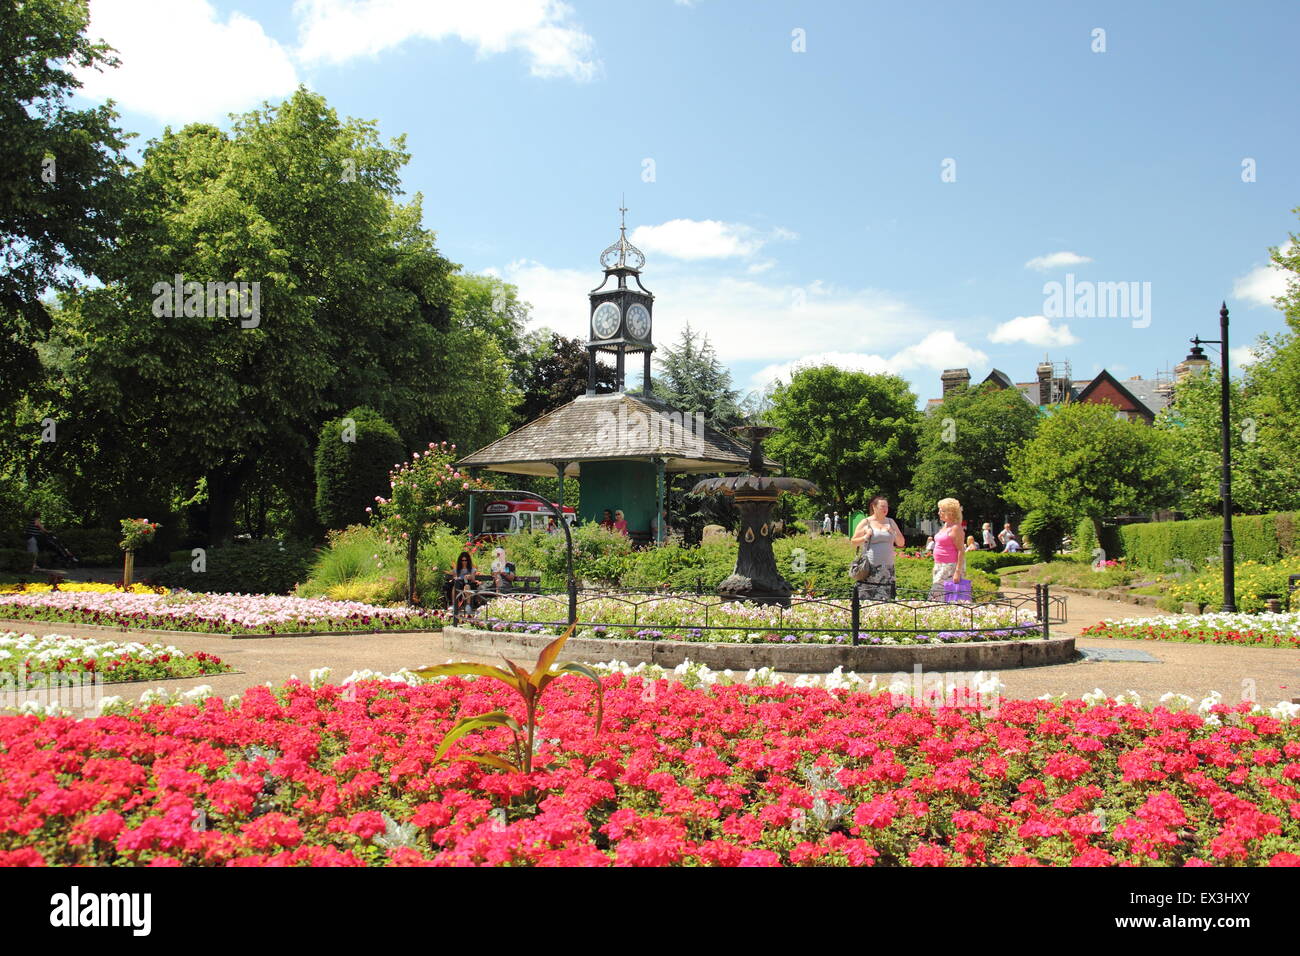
1075,512 -> 1300,571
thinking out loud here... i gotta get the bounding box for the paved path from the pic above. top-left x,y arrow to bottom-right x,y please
5,592 -> 1295,711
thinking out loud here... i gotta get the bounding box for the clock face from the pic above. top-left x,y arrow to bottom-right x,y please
626,303 -> 651,339
592,302 -> 620,338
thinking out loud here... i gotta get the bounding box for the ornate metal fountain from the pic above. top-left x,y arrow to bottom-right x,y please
691,425 -> 819,606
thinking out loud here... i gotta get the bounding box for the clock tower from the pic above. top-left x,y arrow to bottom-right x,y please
587,204 -> 654,395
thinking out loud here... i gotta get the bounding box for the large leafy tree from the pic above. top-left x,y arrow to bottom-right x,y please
901,383 -> 1040,526
764,366 -> 921,514
54,88 -> 510,543
0,0 -> 129,412
1006,400 -> 1181,544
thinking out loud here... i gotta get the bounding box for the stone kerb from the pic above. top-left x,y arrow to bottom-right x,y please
442,626 -> 1076,673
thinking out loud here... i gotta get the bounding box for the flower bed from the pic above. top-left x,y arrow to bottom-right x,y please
2,673 -> 1297,866
477,593 -> 1042,645
0,583 -> 168,595
0,631 -> 229,688
0,590 -> 442,636
1082,612 -> 1300,650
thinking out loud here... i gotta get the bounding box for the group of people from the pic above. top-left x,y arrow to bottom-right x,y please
821,512 -> 846,535
599,509 -> 629,536
446,546 -> 518,613
922,521 -> 1021,554
851,498 -> 1022,603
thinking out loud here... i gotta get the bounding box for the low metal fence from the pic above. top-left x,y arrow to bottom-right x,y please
451,583 -> 1064,645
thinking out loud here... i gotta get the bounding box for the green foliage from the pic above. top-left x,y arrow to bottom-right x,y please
314,407 -> 405,530
1160,554 -> 1300,613
765,366 -> 921,513
1118,511 -> 1300,571
152,539 -> 316,594
901,384 -> 1039,524
504,522 -> 635,588
0,548 -> 36,573
963,550 -> 1038,573
654,323 -> 742,430
0,0 -> 129,411
1006,400 -> 1180,538
1015,509 -> 1068,562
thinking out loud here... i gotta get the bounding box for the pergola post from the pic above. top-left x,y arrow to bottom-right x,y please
654,457 -> 666,543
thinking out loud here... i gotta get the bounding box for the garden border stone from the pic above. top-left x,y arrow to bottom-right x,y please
442,626 -> 1076,673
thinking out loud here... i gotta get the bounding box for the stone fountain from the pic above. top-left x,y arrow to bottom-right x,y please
691,425 -> 819,606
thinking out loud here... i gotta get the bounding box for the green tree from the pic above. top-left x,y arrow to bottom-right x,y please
514,331 -> 615,424
315,407 -> 405,530
654,323 -> 742,430
901,383 -> 1039,526
1006,400 -> 1181,545
764,366 -> 921,514
54,89 -> 507,544
0,0 -> 129,412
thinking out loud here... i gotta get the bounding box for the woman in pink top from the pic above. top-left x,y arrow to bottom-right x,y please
928,497 -> 966,600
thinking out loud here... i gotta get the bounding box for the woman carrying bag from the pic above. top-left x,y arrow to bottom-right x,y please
928,497 -> 970,601
849,495 -> 905,602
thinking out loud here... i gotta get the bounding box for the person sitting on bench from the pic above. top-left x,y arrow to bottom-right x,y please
451,551 -> 478,612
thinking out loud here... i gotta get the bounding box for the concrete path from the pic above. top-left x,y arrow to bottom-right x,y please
4,591 -> 1295,710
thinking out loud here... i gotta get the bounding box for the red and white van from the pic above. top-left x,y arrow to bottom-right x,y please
478,500 -> 577,537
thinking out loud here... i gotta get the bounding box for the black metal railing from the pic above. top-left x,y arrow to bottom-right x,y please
451,582 -> 1063,645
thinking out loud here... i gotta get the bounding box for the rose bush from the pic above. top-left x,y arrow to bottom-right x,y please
2,672 -> 1297,866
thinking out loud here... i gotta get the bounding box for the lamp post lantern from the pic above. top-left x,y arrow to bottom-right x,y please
1186,301 -> 1235,613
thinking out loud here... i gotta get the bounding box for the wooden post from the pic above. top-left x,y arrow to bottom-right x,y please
123,551 -> 135,589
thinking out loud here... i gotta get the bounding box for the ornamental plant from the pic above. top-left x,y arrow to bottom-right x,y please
371,442 -> 490,604
118,518 -> 159,552
416,624 -> 603,775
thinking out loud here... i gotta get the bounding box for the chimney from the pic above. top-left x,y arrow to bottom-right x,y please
940,368 -> 970,398
1036,362 -> 1054,405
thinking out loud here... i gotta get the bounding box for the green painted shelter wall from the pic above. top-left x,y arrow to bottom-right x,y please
580,460 -> 659,534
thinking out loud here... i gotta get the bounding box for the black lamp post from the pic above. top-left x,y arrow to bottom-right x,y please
1186,302 -> 1235,613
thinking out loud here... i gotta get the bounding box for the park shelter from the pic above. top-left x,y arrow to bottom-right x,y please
457,210 -> 775,541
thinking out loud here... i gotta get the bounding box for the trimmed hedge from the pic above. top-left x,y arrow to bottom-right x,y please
1072,518 -> 1123,564
315,408 -> 406,530
964,551 -> 1037,573
1117,511 -> 1300,571
152,539 -> 317,595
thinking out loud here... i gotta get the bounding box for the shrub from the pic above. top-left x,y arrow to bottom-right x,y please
153,539 -> 317,595
964,551 -> 1038,573
1016,510 -> 1068,562
1120,511 -> 1299,571
314,407 -> 406,530
0,548 -> 35,573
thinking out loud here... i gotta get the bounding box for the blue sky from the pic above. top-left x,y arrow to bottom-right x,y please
73,0 -> 1300,407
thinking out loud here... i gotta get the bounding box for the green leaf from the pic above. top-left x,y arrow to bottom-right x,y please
432,711 -> 522,763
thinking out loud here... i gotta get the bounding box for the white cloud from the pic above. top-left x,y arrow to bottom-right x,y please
75,0 -> 299,123
750,331 -> 988,389
1231,345 -> 1259,368
629,219 -> 793,261
989,314 -> 1079,347
892,330 -> 989,370
500,258 -> 945,365
1025,251 -> 1093,271
293,0 -> 600,80
1234,241 -> 1295,307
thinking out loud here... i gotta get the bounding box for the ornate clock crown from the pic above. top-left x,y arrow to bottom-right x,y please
599,200 -> 645,271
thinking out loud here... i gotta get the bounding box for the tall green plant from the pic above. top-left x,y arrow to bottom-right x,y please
416,626 -> 602,775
